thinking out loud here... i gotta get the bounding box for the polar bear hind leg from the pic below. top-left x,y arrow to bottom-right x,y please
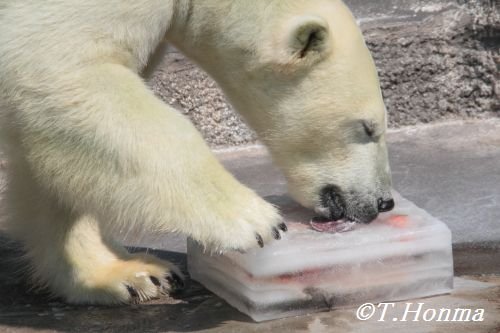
5,164 -> 183,304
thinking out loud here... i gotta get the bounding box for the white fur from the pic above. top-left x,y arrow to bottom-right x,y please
0,0 -> 391,304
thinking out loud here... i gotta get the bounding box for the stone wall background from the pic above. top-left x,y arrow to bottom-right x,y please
148,0 -> 499,148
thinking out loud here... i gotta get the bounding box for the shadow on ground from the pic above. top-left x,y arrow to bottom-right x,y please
0,233 -> 253,333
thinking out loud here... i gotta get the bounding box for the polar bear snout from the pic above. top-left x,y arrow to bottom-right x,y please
318,185 -> 394,224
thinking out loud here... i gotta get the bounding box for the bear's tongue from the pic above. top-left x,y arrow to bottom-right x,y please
310,217 -> 356,233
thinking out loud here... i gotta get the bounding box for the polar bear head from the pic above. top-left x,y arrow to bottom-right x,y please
170,0 -> 394,223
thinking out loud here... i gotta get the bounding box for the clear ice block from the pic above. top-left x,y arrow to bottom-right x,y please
187,191 -> 454,322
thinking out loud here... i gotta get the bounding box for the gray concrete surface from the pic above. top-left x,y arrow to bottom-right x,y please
0,273 -> 497,333
387,120 -> 500,245
148,0 -> 499,147
1,119 -> 498,332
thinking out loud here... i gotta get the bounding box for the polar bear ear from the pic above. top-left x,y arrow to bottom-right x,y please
287,16 -> 330,59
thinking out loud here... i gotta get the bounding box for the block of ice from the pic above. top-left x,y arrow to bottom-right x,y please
187,191 -> 454,322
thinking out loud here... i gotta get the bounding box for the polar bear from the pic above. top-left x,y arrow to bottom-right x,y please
0,0 -> 393,304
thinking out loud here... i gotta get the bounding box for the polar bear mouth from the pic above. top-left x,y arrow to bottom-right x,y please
317,184 -> 348,221
310,216 -> 357,233
317,185 -> 381,225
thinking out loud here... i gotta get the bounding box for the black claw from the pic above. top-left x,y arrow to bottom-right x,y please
126,285 -> 139,298
272,227 -> 281,240
166,273 -> 185,292
278,222 -> 288,232
150,276 -> 161,287
173,273 -> 185,288
255,233 -> 264,248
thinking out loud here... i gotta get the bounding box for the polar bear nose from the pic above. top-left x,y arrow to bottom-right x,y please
378,198 -> 395,212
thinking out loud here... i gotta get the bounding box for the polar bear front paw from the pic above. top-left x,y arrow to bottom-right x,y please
195,189 -> 287,252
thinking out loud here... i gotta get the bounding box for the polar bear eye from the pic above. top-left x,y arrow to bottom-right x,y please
362,120 -> 378,138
